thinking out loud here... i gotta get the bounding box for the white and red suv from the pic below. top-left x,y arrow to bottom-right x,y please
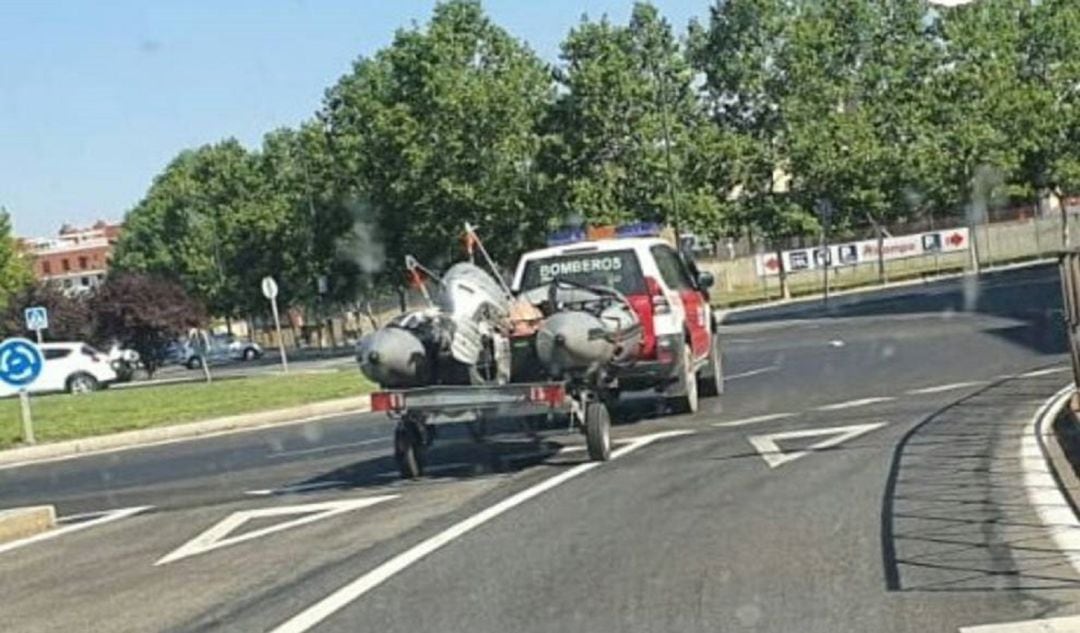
512,235 -> 723,413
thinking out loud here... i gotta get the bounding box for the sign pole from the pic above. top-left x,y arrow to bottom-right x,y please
34,329 -> 42,345
261,276 -> 288,374
18,388 -> 34,445
271,296 -> 288,373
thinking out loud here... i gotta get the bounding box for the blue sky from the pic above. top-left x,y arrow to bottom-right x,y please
0,1 -> 707,237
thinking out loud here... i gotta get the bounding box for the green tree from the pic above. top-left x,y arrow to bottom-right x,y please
0,283 -> 92,342
0,210 -> 33,306
113,139 -> 273,318
691,0 -> 811,297
544,3 -> 725,237
924,0 -> 1026,224
779,0 -> 939,280
321,0 -> 554,280
1017,0 -> 1080,246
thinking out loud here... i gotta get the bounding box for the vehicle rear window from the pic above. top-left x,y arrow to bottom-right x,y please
519,249 -> 646,295
650,244 -> 695,291
43,349 -> 71,360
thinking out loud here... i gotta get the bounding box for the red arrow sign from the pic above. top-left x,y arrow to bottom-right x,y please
947,232 -> 964,247
764,257 -> 781,271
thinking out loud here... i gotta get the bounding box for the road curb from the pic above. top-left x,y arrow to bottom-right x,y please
1046,391 -> 1080,517
717,257 -> 1056,320
0,396 -> 372,469
0,506 -> 56,544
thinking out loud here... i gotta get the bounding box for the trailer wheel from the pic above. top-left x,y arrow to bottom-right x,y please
394,421 -> 425,479
585,401 -> 611,462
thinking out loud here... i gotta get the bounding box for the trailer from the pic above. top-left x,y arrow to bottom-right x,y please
369,381 -> 613,479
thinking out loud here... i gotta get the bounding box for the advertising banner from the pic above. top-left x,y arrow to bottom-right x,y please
754,227 -> 970,277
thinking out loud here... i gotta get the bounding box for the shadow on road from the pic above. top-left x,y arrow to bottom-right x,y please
881,375 -> 1080,595
279,396 -> 669,492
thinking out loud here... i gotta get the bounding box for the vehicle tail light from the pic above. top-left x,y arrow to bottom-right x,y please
528,384 -> 565,407
371,391 -> 405,412
645,276 -> 670,315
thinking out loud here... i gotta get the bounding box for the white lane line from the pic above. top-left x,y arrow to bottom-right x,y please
906,381 -> 985,395
960,614 -> 1080,632
268,430 -> 695,633
815,396 -> 894,411
268,438 -> 389,459
725,366 -> 779,381
712,413 -> 794,428
0,506 -> 152,556
1019,366 -> 1068,378
246,481 -> 348,496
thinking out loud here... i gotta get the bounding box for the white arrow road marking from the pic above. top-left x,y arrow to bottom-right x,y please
906,381 -> 984,395
0,506 -> 152,556
960,614 -> 1080,632
155,496 -> 398,565
268,430 -> 694,633
815,396 -> 894,411
1019,366 -> 1068,378
713,413 -> 794,428
748,422 -> 887,468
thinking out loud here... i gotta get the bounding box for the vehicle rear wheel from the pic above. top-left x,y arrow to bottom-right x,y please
243,348 -> 256,361
67,373 -> 100,395
584,401 -> 611,461
394,419 -> 425,479
669,343 -> 699,415
186,356 -> 203,370
698,334 -> 724,398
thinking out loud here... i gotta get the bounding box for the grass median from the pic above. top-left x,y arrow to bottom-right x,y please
0,369 -> 374,449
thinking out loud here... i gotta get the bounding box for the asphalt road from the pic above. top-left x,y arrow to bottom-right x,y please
0,263 -> 1076,632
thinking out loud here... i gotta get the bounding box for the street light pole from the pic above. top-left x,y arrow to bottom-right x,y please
816,199 -> 834,308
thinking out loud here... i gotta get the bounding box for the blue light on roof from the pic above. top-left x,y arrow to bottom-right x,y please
547,227 -> 586,246
615,222 -> 662,238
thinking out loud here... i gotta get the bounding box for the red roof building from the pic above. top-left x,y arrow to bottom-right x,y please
20,221 -> 122,293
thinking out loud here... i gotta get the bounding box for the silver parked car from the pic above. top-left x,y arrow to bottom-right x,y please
183,335 -> 263,369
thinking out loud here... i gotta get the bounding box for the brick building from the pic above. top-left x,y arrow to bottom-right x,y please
19,220 -> 122,293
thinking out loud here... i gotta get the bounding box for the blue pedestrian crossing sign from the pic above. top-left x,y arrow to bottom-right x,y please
0,338 -> 44,388
24,306 -> 48,332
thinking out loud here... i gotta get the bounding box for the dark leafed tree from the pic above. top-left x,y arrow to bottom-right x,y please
93,273 -> 207,377
0,282 -> 93,342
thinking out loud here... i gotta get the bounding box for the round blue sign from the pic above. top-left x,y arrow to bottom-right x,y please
0,338 -> 44,388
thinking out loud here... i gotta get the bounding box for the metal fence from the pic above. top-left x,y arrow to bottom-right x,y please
701,212 -> 1080,306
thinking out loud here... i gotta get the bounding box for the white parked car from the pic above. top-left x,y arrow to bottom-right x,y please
0,342 -> 118,398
